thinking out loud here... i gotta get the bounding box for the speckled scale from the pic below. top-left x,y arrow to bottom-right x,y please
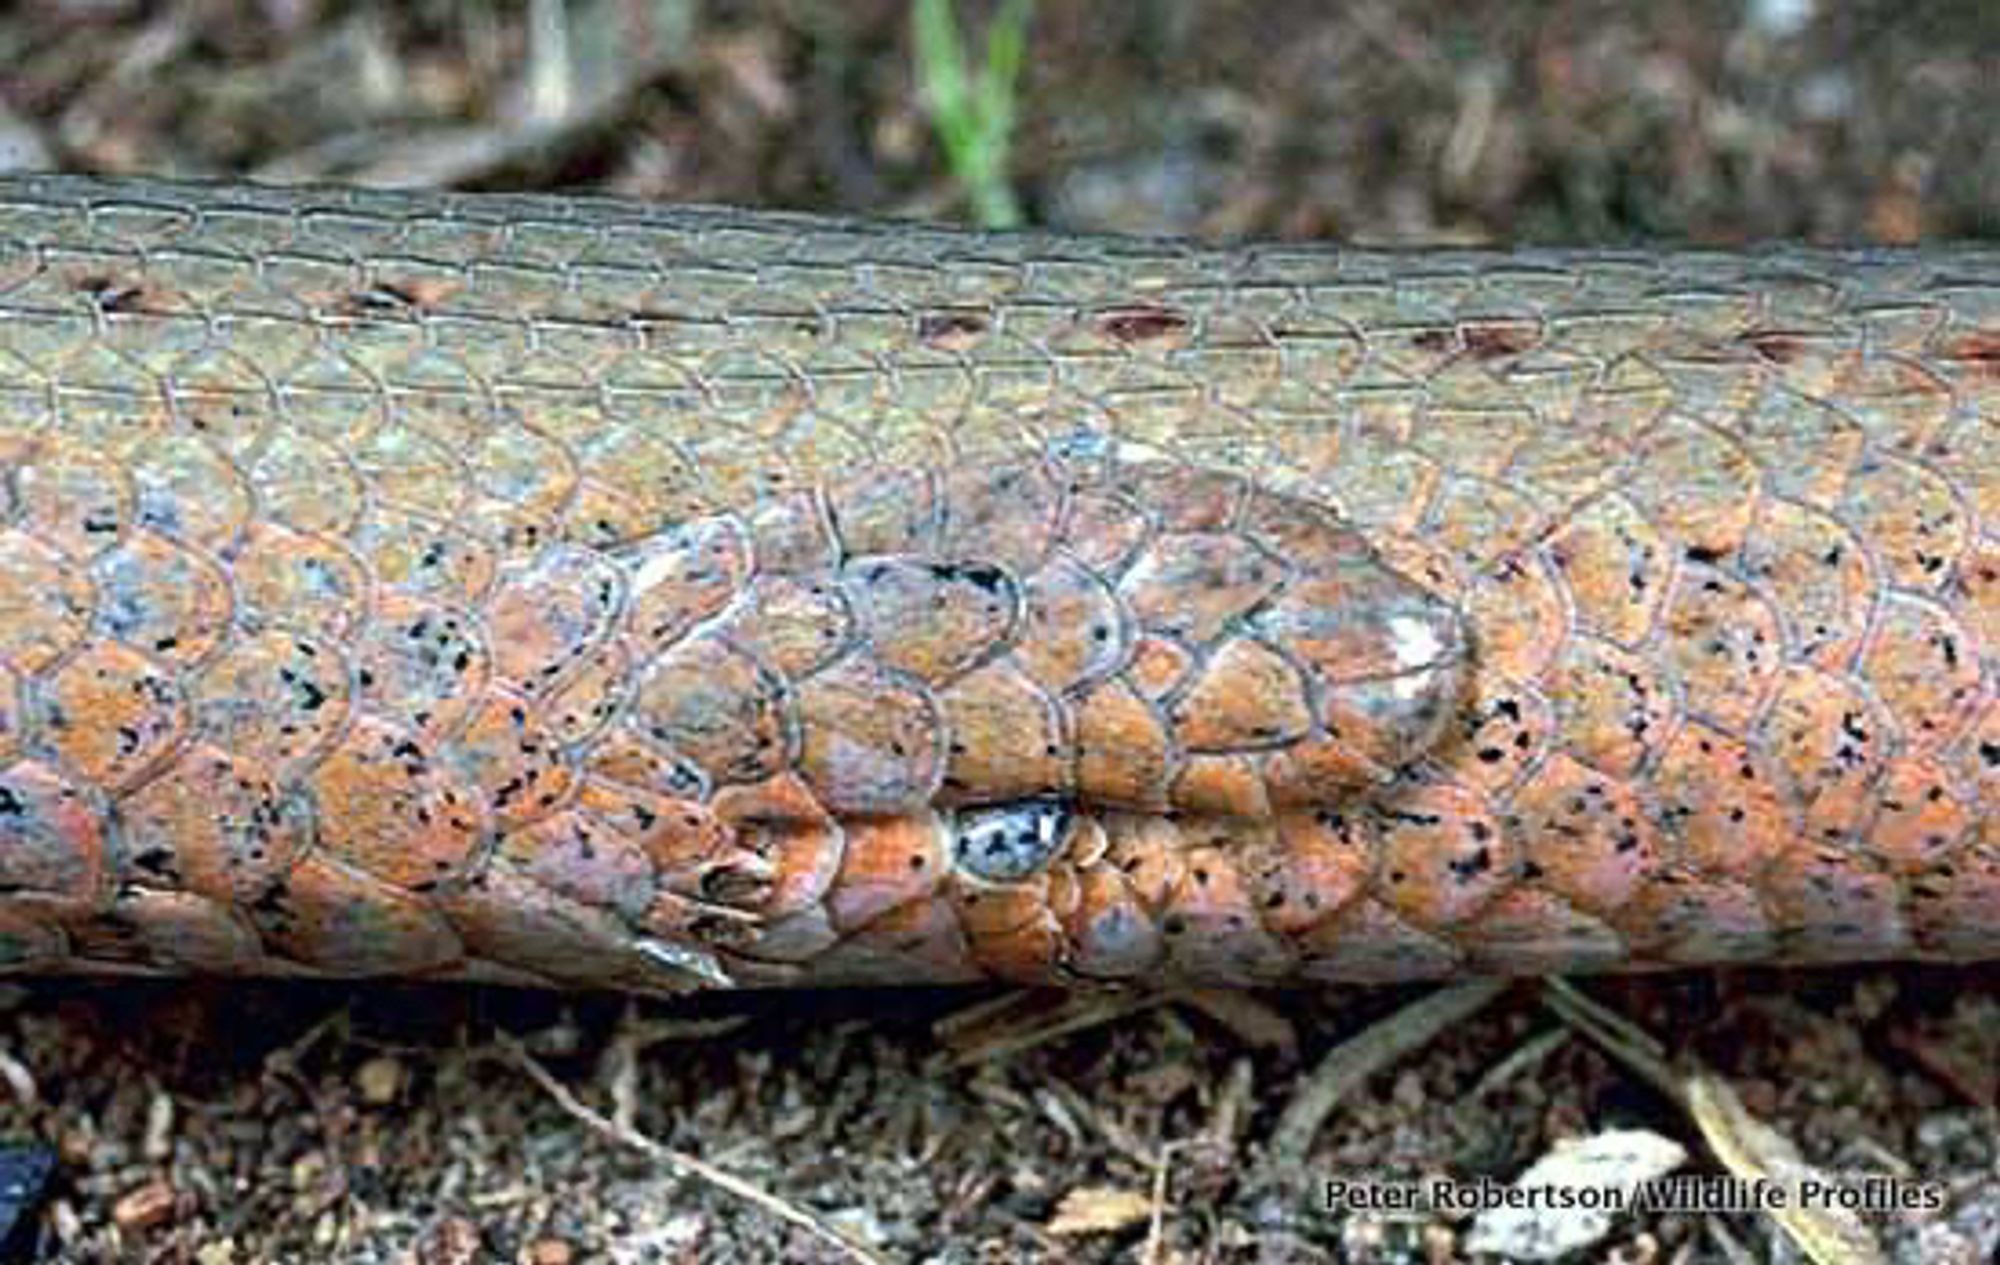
0,174 -> 1990,989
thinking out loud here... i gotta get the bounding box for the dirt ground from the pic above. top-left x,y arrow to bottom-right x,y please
0,2 -> 1994,1261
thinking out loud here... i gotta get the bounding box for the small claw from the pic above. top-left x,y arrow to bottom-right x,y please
633,937 -> 736,990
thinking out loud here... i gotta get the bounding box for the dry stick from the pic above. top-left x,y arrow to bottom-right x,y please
1266,979 -> 1511,1167
502,1034 -> 893,1265
1143,1139 -> 1185,1265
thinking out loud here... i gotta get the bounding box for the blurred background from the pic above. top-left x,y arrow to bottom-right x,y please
2,0 -> 1994,244
0,4 -> 1996,1263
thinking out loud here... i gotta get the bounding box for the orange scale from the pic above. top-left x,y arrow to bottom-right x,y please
1125,634 -> 1196,699
579,730 -> 709,802
1508,755 -> 1662,916
1861,593 -> 1984,754
492,811 -> 657,923
1295,899 -> 1462,983
711,774 -> 846,917
794,655 -> 944,813
844,556 -> 1021,686
1458,887 -> 1629,975
712,575 -> 852,679
0,759 -> 105,898
1759,845 -> 1913,964
1065,866 -> 1164,979
936,662 -> 1066,802
1660,563 -> 1785,732
567,778 -> 702,846
1157,847 -> 1294,981
0,529 -> 93,673
444,688 -> 575,831
253,855 -> 463,976
1008,555 -> 1129,696
191,629 -> 352,772
483,545 -> 623,690
1169,752 -> 1270,818
1756,665 -> 1891,843
541,640 -> 634,744
1118,532 -> 1284,645
630,636 -> 791,788
1651,723 -> 1787,879
1443,679 -> 1555,795
621,516 -> 752,655
1462,555 -> 1567,683
305,717 -> 488,889
1249,810 -> 1374,934
1073,679 -> 1173,810
1907,846 -> 2000,960
1616,874 -> 1777,966
1738,498 -> 1872,670
1261,733 -> 1387,807
1542,493 -> 1671,646
41,638 -> 189,791
117,743 -> 300,900
1544,635 -> 1679,778
1168,638 -> 1314,752
823,813 -> 948,933
1867,757 -> 1974,874
1374,782 -> 1514,928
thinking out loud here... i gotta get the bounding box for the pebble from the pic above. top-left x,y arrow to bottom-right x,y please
525,1237 -> 575,1265
356,1055 -> 406,1105
111,1179 -> 176,1233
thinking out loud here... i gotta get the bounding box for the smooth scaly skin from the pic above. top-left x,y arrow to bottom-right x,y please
0,174 -> 1992,991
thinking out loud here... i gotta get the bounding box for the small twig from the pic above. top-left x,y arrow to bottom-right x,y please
1266,979 -> 1510,1167
935,988 -> 1166,1066
502,1033 -> 892,1265
1537,979 -> 1680,1101
1143,1139 -> 1183,1265
1461,1024 -> 1572,1105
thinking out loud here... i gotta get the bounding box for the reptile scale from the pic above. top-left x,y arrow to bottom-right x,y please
0,174 -> 1992,991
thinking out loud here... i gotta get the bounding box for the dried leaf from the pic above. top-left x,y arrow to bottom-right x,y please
1045,1185 -> 1151,1237
1687,1073 -> 1886,1265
